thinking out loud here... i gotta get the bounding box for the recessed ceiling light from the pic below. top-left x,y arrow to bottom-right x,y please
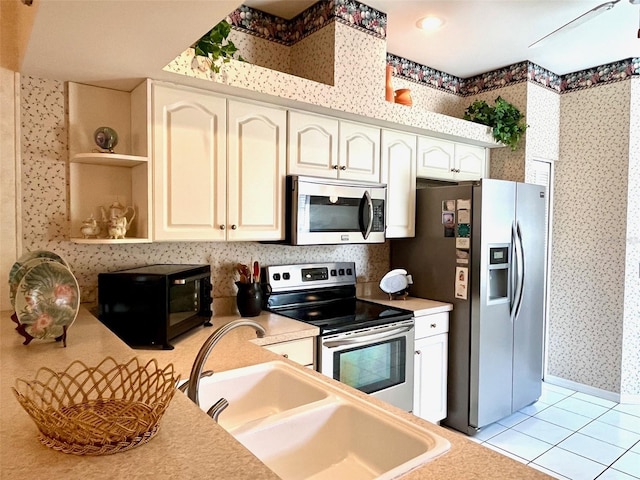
416,16 -> 444,31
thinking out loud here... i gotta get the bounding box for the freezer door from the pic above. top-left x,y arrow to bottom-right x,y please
470,179 -> 516,429
511,183 -> 546,411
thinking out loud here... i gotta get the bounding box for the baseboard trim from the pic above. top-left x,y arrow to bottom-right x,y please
620,393 -> 640,404
544,374 -> 620,403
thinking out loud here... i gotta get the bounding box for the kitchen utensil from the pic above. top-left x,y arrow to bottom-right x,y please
253,261 -> 260,283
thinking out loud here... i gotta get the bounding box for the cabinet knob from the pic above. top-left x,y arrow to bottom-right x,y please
282,353 -> 289,358
430,323 -> 437,328
332,165 -> 339,170
231,224 -> 237,230
415,350 -> 422,355
219,225 -> 226,230
340,166 -> 346,170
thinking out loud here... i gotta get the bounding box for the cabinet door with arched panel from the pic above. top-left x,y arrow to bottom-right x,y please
287,110 -> 339,178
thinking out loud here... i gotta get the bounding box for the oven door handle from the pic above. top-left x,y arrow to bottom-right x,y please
322,325 -> 413,348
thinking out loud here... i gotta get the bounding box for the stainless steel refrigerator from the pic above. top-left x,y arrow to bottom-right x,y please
391,179 -> 546,435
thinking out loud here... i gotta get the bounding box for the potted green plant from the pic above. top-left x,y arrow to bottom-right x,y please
193,20 -> 244,73
463,96 -> 527,151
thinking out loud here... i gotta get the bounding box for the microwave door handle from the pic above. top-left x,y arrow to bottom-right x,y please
359,190 -> 374,240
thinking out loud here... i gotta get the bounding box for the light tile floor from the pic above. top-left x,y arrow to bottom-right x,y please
465,383 -> 640,479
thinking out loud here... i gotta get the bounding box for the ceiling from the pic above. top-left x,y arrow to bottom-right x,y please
247,0 -> 640,78
10,0 -> 640,91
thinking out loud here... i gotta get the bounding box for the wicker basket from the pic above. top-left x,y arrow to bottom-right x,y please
13,356 -> 179,455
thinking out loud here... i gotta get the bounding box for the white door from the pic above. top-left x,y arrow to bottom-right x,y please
381,129 -> 416,238
152,84 -> 226,241
529,158 -> 554,381
338,121 -> 381,182
287,110 -> 339,178
227,100 -> 287,241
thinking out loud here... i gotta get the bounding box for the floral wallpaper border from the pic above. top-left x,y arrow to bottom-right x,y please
388,53 -> 639,96
226,0 -> 386,47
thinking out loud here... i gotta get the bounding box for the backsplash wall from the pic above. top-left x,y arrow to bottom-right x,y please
20,76 -> 390,314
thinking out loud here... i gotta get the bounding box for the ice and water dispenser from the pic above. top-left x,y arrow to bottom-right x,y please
488,245 -> 510,302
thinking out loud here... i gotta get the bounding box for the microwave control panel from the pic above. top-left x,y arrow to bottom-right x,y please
372,199 -> 384,232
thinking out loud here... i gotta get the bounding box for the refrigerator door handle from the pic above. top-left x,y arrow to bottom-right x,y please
512,222 -> 525,321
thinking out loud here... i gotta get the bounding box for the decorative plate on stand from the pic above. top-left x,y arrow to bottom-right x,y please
14,262 -> 80,347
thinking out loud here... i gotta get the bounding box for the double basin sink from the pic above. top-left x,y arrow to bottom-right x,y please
191,360 -> 450,480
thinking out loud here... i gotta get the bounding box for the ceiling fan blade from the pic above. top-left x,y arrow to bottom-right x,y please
529,0 -> 620,48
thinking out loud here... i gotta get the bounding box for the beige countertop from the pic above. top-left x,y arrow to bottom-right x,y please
359,293 -> 453,317
1,306 -> 550,479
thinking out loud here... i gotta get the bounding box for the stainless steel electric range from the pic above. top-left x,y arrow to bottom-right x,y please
263,262 -> 415,412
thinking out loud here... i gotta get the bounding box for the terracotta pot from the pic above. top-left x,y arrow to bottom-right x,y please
394,88 -> 412,106
385,65 -> 394,102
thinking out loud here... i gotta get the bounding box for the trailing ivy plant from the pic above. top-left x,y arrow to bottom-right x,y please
193,20 -> 244,73
463,96 -> 528,151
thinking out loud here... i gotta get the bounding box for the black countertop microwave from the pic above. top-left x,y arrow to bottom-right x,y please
98,264 -> 213,349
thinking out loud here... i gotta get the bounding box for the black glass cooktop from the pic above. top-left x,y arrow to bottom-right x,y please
271,298 -> 413,335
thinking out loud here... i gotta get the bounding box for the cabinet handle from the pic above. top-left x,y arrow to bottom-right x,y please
430,323 -> 437,328
340,166 -> 346,170
282,353 -> 289,358
231,224 -> 237,230
219,225 -> 226,230
415,350 -> 422,355
332,165 -> 339,170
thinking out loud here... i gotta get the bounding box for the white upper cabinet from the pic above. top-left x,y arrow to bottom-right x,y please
288,113 -> 380,182
338,120 -> 381,182
227,99 -> 287,242
152,84 -> 286,242
287,110 -> 339,178
417,137 -> 487,181
381,129 -> 416,238
152,83 -> 227,241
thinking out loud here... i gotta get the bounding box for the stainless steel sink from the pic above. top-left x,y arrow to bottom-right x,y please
194,360 -> 450,479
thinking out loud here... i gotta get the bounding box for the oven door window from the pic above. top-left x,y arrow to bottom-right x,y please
169,280 -> 201,326
333,337 -> 407,394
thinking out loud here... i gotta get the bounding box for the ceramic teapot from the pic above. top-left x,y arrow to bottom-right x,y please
100,201 -> 135,239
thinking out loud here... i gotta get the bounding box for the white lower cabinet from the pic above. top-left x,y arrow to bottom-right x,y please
413,312 -> 449,423
263,337 -> 315,368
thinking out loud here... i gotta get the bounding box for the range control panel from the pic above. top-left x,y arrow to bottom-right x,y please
263,262 -> 356,292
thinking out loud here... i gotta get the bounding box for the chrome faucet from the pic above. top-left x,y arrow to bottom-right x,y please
186,320 -> 266,409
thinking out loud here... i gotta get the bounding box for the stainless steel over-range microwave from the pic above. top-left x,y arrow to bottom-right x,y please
285,175 -> 386,245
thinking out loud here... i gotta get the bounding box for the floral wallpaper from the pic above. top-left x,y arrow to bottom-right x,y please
548,80 -> 631,393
